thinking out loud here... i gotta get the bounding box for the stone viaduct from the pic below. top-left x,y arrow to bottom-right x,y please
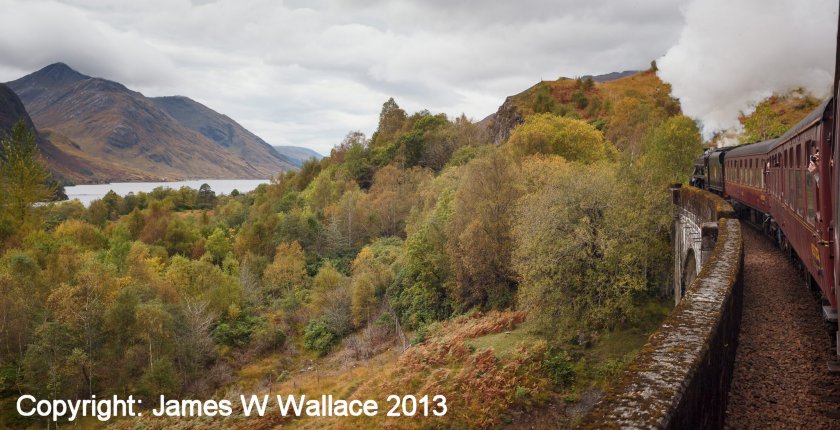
578,185 -> 744,429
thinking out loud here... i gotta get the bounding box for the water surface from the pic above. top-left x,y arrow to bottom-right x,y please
64,179 -> 270,206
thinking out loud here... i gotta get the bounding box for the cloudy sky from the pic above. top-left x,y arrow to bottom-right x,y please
0,0 -> 836,153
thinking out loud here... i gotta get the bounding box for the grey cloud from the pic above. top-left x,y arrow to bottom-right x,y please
2,0 -> 693,154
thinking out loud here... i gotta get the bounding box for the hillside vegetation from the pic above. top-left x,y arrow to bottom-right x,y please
737,89 -> 822,144
0,67 -> 702,429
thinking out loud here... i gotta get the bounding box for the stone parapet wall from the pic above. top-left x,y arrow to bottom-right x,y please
579,187 -> 743,429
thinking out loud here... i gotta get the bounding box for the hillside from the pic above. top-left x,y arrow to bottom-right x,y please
272,145 -> 323,167
7,63 -> 293,182
736,89 -> 822,144
483,69 -> 681,148
0,82 -> 158,183
1,62 -> 694,430
152,96 -> 296,171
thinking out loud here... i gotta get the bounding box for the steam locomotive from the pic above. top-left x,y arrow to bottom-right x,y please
690,97 -> 840,354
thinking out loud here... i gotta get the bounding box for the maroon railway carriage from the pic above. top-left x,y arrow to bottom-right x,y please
689,0 -> 840,358
722,99 -> 837,321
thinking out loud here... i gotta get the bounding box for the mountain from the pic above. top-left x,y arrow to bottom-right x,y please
0,82 -> 159,183
581,70 -> 640,83
272,145 -> 323,167
7,63 -> 294,182
0,83 -> 37,132
152,95 -> 296,171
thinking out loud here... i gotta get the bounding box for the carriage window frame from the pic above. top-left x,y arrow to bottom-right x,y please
806,140 -> 817,224
796,145 -> 804,216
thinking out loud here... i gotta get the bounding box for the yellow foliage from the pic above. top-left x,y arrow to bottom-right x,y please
506,113 -> 615,162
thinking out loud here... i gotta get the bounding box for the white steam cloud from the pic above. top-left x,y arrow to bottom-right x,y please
658,0 -> 838,138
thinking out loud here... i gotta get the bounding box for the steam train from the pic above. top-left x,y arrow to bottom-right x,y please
689,97 -> 840,354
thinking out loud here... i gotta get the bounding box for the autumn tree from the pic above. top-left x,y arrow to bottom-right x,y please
741,103 -> 788,143
309,262 -> 352,341
349,240 -> 400,328
506,113 -> 614,162
605,96 -> 667,156
448,150 -> 520,310
263,241 -> 308,299
513,161 -> 648,336
365,165 -> 432,238
639,115 -> 703,185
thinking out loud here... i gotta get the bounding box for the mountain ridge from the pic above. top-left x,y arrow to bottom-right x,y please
272,145 -> 323,167
152,95 -> 297,170
6,63 -> 295,183
0,82 -> 161,183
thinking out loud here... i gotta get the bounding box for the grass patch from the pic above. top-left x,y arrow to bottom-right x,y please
465,318 -> 539,357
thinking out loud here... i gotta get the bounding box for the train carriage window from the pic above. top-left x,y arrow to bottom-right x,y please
750,159 -> 754,186
806,141 -> 817,224
787,151 -> 793,207
747,159 -> 751,186
760,158 -> 765,188
787,149 -> 792,207
746,159 -> 750,185
796,146 -> 804,216
798,169 -> 805,216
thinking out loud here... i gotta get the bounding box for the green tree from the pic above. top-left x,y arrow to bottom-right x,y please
303,319 -> 337,356
640,115 -> 703,184
531,84 -> 557,114
196,183 -> 216,209
370,98 -> 407,150
391,183 -> 455,328
741,103 -> 788,143
0,121 -> 54,243
205,227 -> 232,265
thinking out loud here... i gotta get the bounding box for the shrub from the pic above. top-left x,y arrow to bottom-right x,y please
213,313 -> 264,347
303,319 -> 337,356
543,350 -> 575,389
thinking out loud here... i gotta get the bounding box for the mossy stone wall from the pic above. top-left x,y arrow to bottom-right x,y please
578,187 -> 743,429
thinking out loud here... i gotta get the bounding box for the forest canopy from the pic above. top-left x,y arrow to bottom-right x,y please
0,71 -> 702,427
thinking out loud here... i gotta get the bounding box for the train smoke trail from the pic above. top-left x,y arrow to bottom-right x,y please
657,0 -> 837,143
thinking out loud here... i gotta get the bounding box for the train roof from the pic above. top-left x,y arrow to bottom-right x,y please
772,97 -> 832,147
722,97 -> 832,158
725,138 -> 778,158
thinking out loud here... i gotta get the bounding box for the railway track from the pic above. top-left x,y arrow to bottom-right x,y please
724,225 -> 840,429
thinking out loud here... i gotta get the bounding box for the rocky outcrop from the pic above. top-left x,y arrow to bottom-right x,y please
487,96 -> 524,145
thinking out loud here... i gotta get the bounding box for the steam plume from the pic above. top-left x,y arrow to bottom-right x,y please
658,0 -> 837,139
